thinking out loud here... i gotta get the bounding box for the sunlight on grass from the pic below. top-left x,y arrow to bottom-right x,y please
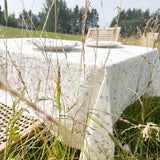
0,26 -> 82,41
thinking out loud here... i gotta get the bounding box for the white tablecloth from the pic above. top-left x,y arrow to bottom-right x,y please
0,38 -> 160,159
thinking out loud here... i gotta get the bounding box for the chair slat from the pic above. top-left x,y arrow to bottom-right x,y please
86,27 -> 121,41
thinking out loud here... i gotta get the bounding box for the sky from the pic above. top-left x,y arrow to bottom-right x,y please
0,0 -> 159,27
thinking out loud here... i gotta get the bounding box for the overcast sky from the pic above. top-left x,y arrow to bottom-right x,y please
0,0 -> 159,27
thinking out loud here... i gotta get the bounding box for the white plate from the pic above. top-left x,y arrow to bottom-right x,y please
85,41 -> 122,48
28,39 -> 79,52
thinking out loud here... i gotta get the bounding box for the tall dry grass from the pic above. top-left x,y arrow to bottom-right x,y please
0,0 -> 160,160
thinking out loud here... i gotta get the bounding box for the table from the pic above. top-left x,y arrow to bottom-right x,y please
0,38 -> 160,159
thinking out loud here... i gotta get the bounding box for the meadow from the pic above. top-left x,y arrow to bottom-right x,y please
0,26 -> 82,41
0,0 -> 160,159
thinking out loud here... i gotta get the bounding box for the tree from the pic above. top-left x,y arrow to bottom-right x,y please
151,8 -> 160,32
110,8 -> 152,36
56,0 -> 72,33
18,10 -> 32,29
30,13 -> 39,29
36,11 -> 46,30
88,8 -> 99,28
70,6 -> 83,34
70,6 -> 99,34
16,0 -> 99,33
37,0 -> 99,34
0,5 -> 17,27
152,8 -> 160,18
70,5 -> 80,33
0,5 -> 5,25
143,9 -> 150,19
43,0 -> 55,32
8,13 -> 17,27
40,0 -> 71,32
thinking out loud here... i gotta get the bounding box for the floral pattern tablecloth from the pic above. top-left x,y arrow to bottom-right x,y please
0,38 -> 159,159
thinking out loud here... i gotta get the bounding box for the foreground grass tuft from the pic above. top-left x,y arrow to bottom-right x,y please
114,96 -> 160,159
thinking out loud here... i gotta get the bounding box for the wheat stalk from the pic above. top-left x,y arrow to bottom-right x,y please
4,0 -> 8,27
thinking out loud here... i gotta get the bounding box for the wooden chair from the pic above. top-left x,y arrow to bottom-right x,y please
0,102 -> 43,155
86,27 -> 121,41
140,32 -> 159,47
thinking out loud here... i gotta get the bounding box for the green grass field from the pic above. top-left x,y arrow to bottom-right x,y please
0,26 -> 82,41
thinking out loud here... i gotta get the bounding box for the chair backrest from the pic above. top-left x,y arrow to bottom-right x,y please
86,27 -> 121,41
140,32 -> 159,47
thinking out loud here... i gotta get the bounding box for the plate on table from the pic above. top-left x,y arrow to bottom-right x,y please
27,39 -> 79,52
85,38 -> 122,48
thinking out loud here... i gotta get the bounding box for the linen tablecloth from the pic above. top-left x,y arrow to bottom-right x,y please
0,38 -> 159,159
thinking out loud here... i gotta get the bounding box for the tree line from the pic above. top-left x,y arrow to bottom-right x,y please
0,5 -> 17,27
0,0 -> 159,36
110,8 -> 160,36
0,0 -> 99,34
